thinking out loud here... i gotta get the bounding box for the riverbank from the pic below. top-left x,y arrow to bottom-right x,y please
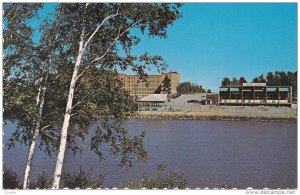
133,111 -> 297,123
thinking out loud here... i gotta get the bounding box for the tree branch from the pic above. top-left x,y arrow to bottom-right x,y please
90,18 -> 143,64
75,63 -> 91,80
4,4 -> 16,18
71,87 -> 104,110
39,125 -> 50,132
80,10 -> 119,56
40,131 -> 58,140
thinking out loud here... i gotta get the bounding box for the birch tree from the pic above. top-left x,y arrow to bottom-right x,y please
3,3 -> 63,189
21,6 -> 64,188
3,3 -> 42,78
4,4 -> 70,188
3,3 -> 42,124
52,3 -> 182,188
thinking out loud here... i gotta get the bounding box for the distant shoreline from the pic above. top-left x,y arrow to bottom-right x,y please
132,111 -> 297,123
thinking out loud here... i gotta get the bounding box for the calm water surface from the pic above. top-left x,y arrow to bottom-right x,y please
3,119 -> 297,189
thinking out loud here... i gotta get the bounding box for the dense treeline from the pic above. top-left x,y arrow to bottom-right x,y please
221,71 -> 297,98
177,81 -> 206,94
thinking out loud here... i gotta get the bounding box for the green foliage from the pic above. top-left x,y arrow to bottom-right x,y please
4,3 -> 183,185
238,77 -> 247,85
266,71 -> 297,100
177,81 -> 206,94
3,168 -> 103,189
161,75 -> 171,94
252,71 -> 297,99
221,77 -> 231,86
219,182 -> 239,189
3,166 -> 187,189
61,168 -> 103,189
3,167 -> 21,189
29,172 -> 52,189
252,74 -> 266,83
125,163 -> 188,189
221,71 -> 297,92
230,77 -> 239,85
3,3 -> 43,79
56,3 -> 182,77
221,71 -> 297,101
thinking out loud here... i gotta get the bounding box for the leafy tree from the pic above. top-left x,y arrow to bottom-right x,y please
3,2 -> 178,189
176,81 -> 206,94
3,3 -> 43,79
21,6 -> 65,188
3,3 -> 53,189
238,77 -> 247,85
51,3 -> 182,188
221,77 -> 231,86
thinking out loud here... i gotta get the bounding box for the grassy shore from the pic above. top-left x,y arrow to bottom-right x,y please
133,109 -> 297,123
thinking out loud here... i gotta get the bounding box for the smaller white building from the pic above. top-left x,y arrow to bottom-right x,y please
138,94 -> 169,110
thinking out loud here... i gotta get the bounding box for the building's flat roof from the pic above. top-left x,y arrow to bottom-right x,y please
139,94 -> 168,102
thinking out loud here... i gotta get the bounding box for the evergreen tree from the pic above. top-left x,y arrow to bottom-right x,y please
176,82 -> 205,94
221,77 -> 231,86
238,77 -> 247,85
231,77 -> 239,85
161,75 -> 171,94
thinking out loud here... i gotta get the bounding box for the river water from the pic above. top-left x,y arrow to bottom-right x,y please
3,119 -> 297,189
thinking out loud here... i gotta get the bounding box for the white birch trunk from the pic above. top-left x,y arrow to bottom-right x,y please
22,73 -> 48,189
22,6 -> 62,189
52,36 -> 84,189
52,4 -> 90,188
51,4 -> 124,188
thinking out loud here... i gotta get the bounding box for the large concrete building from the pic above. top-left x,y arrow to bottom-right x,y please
219,83 -> 292,107
120,72 -> 180,97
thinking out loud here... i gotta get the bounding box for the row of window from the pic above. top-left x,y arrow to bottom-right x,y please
124,84 -> 159,89
124,80 -> 161,84
220,92 -> 289,100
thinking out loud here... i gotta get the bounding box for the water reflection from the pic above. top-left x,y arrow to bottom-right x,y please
3,119 -> 297,189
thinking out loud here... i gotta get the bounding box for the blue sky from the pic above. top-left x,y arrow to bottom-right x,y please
31,3 -> 297,92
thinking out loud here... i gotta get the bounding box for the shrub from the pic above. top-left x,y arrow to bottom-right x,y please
29,172 -> 52,189
3,167 -> 21,189
61,167 -> 104,189
126,162 -> 188,189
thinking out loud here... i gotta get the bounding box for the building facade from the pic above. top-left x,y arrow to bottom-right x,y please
120,72 -> 180,97
219,83 -> 292,107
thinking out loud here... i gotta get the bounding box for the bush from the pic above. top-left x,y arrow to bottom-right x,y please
3,165 -> 188,189
220,182 -> 239,189
61,167 -> 104,189
3,167 -> 21,189
126,162 -> 188,189
29,172 -> 52,189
